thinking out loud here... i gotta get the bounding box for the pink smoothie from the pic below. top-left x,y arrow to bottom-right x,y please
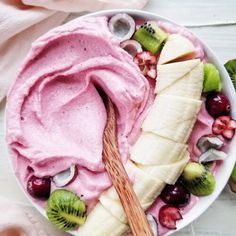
6,15 -> 218,236
6,16 -> 150,210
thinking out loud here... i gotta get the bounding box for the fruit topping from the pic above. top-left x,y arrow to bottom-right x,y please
158,34 -> 195,65
197,135 -> 224,153
203,63 -> 222,93
134,51 -> 157,79
158,205 -> 182,230
181,162 -> 215,196
27,175 -> 51,200
160,182 -> 190,207
224,59 -> 236,90
205,93 -> 231,118
47,189 -> 86,231
108,13 -> 135,42
230,165 -> 236,183
147,214 -> 159,236
133,21 -> 168,54
53,165 -> 77,187
199,149 -> 227,163
212,116 -> 236,139
229,165 -> 236,193
120,39 -> 142,57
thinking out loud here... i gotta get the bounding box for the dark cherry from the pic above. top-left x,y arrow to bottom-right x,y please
205,93 -> 231,118
160,182 -> 190,207
27,175 -> 51,200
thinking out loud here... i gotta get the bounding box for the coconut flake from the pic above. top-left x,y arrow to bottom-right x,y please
197,135 -> 224,153
108,13 -> 135,42
120,39 -> 142,57
147,214 -> 159,236
199,149 -> 227,163
53,165 -> 77,187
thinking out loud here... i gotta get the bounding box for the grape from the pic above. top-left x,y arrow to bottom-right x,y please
27,175 -> 51,200
160,182 -> 190,207
205,93 -> 230,118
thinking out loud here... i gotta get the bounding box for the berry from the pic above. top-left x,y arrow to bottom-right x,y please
27,175 -> 51,200
205,93 -> 231,118
158,205 -> 182,229
212,116 -> 236,139
134,51 -> 157,79
160,182 -> 190,207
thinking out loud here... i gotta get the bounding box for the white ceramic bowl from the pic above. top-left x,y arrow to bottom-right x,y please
10,9 -> 236,236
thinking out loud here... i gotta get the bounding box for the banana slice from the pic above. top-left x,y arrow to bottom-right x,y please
99,161 -> 165,223
155,59 -> 200,93
100,193 -> 155,224
101,161 -> 165,203
131,132 -> 187,165
99,196 -> 127,223
158,34 -> 195,65
142,95 -> 202,142
159,62 -> 204,99
137,151 -> 190,184
78,203 -> 128,236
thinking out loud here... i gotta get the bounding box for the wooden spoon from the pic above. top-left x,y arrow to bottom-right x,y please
102,96 -> 154,236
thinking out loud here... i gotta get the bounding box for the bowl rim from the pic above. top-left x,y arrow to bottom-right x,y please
6,8 -> 236,236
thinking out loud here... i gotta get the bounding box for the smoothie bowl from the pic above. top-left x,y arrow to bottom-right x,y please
5,9 -> 236,236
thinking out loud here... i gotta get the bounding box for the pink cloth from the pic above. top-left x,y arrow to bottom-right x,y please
0,0 -> 148,102
0,197 -> 47,236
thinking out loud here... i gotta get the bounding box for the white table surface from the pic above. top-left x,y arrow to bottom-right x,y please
1,0 -> 236,235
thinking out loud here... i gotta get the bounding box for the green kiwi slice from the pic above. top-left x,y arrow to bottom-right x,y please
181,162 -> 215,196
47,189 -> 86,231
203,63 -> 222,93
230,164 -> 236,183
224,59 -> 236,90
133,22 -> 168,54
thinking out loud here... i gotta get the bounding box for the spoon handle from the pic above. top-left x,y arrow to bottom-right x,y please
102,97 -> 153,236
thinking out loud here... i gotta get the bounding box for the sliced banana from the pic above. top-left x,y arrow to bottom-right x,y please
137,151 -> 190,184
78,203 -> 128,236
99,196 -> 127,223
155,59 -> 200,93
142,95 -> 202,142
131,132 -> 187,165
101,161 -> 165,203
158,34 -> 195,65
99,161 -> 165,223
160,62 -> 204,99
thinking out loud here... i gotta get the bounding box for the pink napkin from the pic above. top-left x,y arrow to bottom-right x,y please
0,197 -> 47,236
0,0 -> 148,102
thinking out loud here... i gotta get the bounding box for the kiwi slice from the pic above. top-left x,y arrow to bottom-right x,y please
203,63 -> 222,93
47,189 -> 86,231
181,162 -> 215,196
224,59 -> 236,90
230,164 -> 236,183
133,22 -> 168,54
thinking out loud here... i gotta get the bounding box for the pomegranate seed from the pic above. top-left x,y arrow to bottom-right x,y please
212,116 -> 236,139
158,205 -> 182,230
222,129 -> 235,139
229,120 -> 236,129
134,51 -> 157,79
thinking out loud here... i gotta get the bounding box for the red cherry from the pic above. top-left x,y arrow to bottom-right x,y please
134,51 -> 157,79
158,205 -> 182,230
27,175 -> 51,200
160,182 -> 190,207
205,93 -> 231,118
212,116 -> 236,139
